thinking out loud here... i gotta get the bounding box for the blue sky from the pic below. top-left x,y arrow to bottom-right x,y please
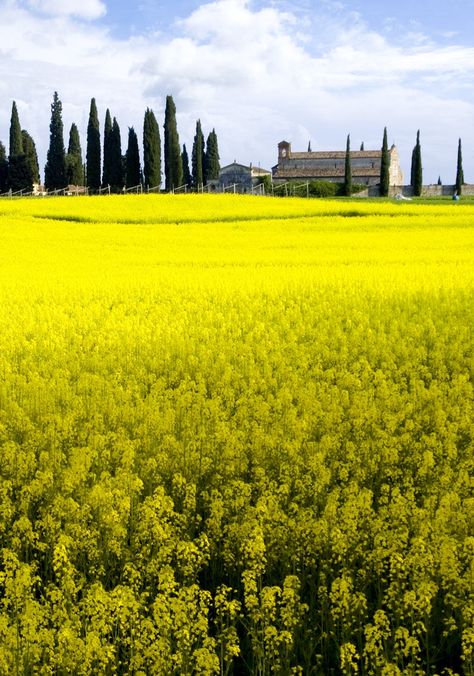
1,0 -> 473,184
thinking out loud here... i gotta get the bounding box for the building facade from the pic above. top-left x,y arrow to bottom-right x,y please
272,141 -> 403,186
216,162 -> 272,193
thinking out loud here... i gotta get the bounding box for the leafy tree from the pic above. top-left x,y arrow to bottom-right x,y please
182,144 -> 192,188
125,127 -> 141,188
204,129 -> 220,182
455,138 -> 464,195
343,134 -> 352,197
164,95 -> 183,191
0,141 -> 8,192
192,119 -> 205,190
102,109 -> 113,188
44,91 -> 67,190
379,127 -> 390,197
65,123 -> 83,186
411,130 -> 422,197
143,108 -> 161,189
86,98 -> 101,192
21,130 -> 40,184
109,118 -> 124,192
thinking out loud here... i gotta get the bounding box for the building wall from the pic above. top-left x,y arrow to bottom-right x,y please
357,184 -> 474,197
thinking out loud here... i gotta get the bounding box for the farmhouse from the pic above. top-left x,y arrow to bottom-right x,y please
272,141 -> 403,186
217,162 -> 272,193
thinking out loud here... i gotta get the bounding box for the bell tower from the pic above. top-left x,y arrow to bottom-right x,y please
278,140 -> 291,162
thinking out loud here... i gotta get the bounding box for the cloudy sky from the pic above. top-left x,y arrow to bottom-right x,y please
0,0 -> 473,184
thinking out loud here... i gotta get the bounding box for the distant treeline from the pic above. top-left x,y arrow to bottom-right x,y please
0,93 -> 220,194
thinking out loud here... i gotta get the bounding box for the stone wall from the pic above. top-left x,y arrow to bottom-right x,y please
356,184 -> 474,198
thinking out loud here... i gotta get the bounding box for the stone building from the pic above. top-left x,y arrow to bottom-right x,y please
216,162 -> 272,193
272,141 -> 403,186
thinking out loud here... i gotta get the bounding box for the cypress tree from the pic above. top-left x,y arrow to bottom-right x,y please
8,101 -> 31,192
437,176 -> 442,186
343,134 -> 352,196
109,118 -> 123,192
164,95 -> 183,191
9,102 -> 23,158
192,119 -> 205,190
380,127 -> 390,197
360,142 -> 365,151
411,130 -> 422,197
102,109 -> 113,188
182,144 -> 191,188
204,129 -> 220,182
44,91 -> 67,190
0,142 -> 8,193
125,127 -> 141,188
86,98 -> 101,192
22,130 -> 40,184
66,123 -> 83,185
455,138 -> 464,195
143,108 -> 161,189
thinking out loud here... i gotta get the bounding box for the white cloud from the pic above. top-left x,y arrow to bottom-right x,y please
26,0 -> 106,20
0,0 -> 473,184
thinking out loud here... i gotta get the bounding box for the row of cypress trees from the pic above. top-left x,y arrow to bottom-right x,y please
343,127 -> 465,197
0,93 -> 220,194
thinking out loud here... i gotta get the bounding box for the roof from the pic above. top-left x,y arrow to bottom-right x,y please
289,150 -> 383,160
273,167 -> 382,179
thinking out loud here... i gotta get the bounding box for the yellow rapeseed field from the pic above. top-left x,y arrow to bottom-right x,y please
0,194 -> 472,674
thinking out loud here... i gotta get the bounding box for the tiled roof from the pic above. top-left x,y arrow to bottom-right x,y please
290,150 -> 383,160
273,167 -> 381,178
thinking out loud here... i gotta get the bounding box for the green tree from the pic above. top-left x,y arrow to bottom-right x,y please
182,144 -> 192,188
143,108 -> 161,190
411,130 -> 422,197
192,119 -> 205,190
8,101 -> 31,192
44,91 -> 67,190
65,123 -> 83,186
125,127 -> 141,188
0,141 -> 8,193
164,95 -> 183,191
204,129 -> 220,182
102,109 -> 113,188
343,134 -> 352,197
379,127 -> 390,197
86,98 -> 101,192
455,138 -> 464,195
21,130 -> 40,184
110,118 -> 124,192
9,101 -> 23,157
360,142 -> 365,151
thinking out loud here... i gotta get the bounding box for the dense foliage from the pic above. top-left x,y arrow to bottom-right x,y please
44,91 -> 67,191
379,127 -> 389,197
0,195 -> 473,674
86,98 -> 101,192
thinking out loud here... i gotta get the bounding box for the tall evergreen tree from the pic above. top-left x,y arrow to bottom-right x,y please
204,129 -> 220,182
455,138 -> 464,195
182,144 -> 191,188
343,134 -> 352,197
66,123 -> 83,185
109,118 -> 124,191
163,95 -> 183,191
379,127 -> 390,197
125,127 -> 141,188
360,142 -> 365,151
102,109 -> 113,188
22,130 -> 40,184
0,142 -> 8,193
86,98 -> 101,192
9,101 -> 23,158
192,119 -> 205,189
143,108 -> 161,189
411,130 -> 422,197
44,91 -> 67,190
8,101 -> 31,192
